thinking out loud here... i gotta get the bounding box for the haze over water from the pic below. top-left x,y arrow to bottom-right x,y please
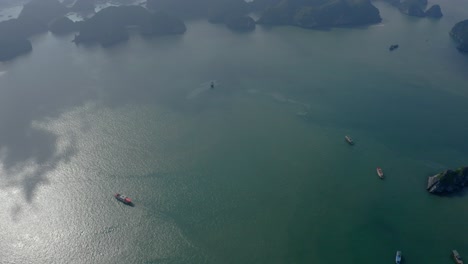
1,1 -> 468,263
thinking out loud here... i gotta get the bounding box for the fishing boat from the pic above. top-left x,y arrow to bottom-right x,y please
345,135 -> 354,145
395,251 -> 402,264
376,167 -> 384,179
115,193 -> 134,206
453,250 -> 463,264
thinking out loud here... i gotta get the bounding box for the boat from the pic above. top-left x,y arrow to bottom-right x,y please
389,44 -> 399,51
345,135 -> 354,145
115,193 -> 134,206
453,250 -> 464,264
377,167 -> 384,179
210,81 -> 214,89
395,251 -> 402,264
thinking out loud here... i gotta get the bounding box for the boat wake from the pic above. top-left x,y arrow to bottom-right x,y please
186,80 -> 219,99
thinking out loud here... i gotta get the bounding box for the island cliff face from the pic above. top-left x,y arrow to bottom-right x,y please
450,19 -> 468,53
425,5 -> 442,18
257,0 -> 382,28
427,167 -> 468,194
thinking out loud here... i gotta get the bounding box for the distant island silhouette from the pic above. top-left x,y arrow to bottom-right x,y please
382,0 -> 443,18
0,0 -> 67,61
0,0 -> 464,62
450,19 -> 468,53
72,5 -> 186,46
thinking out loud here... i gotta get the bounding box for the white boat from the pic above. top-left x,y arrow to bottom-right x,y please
395,251 -> 402,264
377,167 -> 384,179
345,135 -> 354,145
453,250 -> 463,264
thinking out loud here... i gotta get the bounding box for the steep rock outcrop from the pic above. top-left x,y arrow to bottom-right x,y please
427,167 -> 468,194
384,0 -> 443,18
425,5 -> 442,18
0,37 -> 32,61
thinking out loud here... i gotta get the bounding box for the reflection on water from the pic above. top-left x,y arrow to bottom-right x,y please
1,2 -> 468,262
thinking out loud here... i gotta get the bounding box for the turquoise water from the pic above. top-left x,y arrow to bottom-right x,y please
1,1 -> 468,263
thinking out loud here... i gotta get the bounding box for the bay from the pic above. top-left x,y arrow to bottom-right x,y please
1,1 -> 468,263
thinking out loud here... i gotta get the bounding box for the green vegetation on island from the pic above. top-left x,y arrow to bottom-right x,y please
450,19 -> 468,53
424,5 -> 442,18
256,0 -> 382,28
427,167 -> 468,194
73,6 -> 186,46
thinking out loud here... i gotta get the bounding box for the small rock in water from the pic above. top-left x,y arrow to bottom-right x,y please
427,167 -> 468,194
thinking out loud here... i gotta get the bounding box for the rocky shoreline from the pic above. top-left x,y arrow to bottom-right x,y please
427,167 -> 468,194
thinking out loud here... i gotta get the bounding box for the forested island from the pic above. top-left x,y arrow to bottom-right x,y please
450,19 -> 468,53
0,0 -> 186,60
73,6 -> 186,46
256,0 -> 382,28
0,0 -> 67,61
147,0 -> 383,29
0,0 -> 465,61
382,0 -> 442,18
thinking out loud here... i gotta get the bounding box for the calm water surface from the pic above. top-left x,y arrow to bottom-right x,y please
1,1 -> 468,263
